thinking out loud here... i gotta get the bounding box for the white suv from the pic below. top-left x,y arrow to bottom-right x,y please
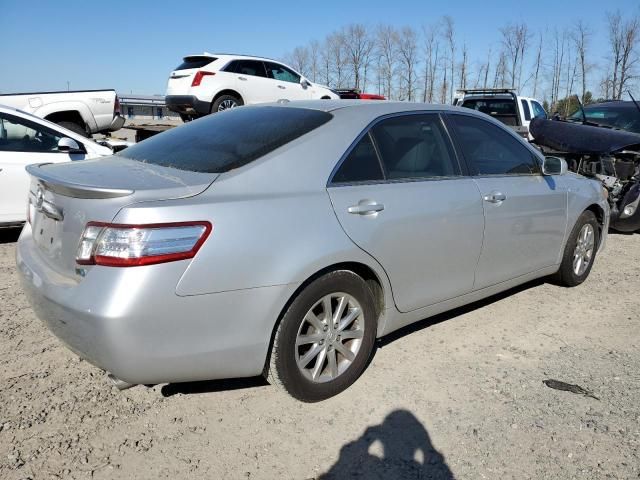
165,53 -> 338,120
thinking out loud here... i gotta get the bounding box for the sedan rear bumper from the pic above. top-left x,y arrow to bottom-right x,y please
16,225 -> 295,385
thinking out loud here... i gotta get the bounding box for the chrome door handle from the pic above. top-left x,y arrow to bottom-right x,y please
483,191 -> 506,203
238,76 -> 247,81
278,85 -> 286,89
348,202 -> 385,215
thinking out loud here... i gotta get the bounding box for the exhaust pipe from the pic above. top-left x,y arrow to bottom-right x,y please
107,373 -> 137,391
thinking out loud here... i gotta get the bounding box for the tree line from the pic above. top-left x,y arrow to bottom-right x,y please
283,11 -> 639,114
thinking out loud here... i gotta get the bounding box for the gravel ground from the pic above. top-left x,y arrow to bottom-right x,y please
0,228 -> 638,479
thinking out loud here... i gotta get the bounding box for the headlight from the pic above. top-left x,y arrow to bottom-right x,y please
601,187 -> 609,200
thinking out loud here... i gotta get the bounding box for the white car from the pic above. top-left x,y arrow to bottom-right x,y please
0,105 -> 112,226
165,53 -> 339,120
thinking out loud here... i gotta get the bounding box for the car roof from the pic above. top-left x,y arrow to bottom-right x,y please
186,52 -> 283,63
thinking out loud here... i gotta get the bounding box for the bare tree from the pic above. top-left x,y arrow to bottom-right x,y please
571,21 -> 592,103
459,42 -> 469,90
343,24 -> 374,91
532,32 -> 543,98
287,46 -> 310,77
501,23 -> 530,90
327,31 -> 349,87
607,12 -> 624,99
376,25 -> 398,99
619,16 -> 640,99
493,51 -> 507,88
421,23 -> 440,102
442,16 -> 456,103
308,40 -> 321,82
397,26 -> 419,100
482,47 -> 492,89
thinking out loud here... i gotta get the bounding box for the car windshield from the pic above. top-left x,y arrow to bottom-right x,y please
568,104 -> 640,134
116,106 -> 332,173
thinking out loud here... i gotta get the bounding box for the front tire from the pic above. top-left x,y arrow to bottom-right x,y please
211,94 -> 243,113
267,271 -> 377,402
554,210 -> 599,287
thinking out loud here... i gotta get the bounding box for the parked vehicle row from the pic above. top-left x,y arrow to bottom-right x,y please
0,89 -> 124,137
17,101 -> 609,401
165,53 -> 339,121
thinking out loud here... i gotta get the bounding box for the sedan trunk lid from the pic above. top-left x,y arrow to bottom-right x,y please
26,157 -> 218,278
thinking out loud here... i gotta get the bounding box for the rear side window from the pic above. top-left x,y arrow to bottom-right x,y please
117,107 -> 332,173
333,134 -> 384,183
371,114 -> 459,179
174,56 -> 216,71
449,114 -> 540,176
226,60 -> 267,78
520,99 -> 531,121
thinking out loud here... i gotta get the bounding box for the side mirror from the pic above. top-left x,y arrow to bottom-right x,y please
57,137 -> 83,153
301,78 -> 311,89
542,156 -> 568,176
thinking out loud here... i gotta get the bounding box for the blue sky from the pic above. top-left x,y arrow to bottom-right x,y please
0,0 -> 638,96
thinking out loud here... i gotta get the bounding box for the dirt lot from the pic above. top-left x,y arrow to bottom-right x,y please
0,228 -> 638,479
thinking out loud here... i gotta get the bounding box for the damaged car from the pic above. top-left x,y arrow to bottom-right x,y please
530,110 -> 640,232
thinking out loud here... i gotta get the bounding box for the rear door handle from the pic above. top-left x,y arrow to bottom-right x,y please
348,201 -> 385,215
238,76 -> 247,81
483,191 -> 506,203
278,85 -> 286,89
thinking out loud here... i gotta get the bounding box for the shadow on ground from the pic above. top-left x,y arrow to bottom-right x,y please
0,227 -> 22,244
161,376 -> 268,397
318,409 -> 454,480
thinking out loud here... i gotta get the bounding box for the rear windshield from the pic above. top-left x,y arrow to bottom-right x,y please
569,105 -> 640,134
117,106 -> 333,173
174,56 -> 216,70
461,99 -> 518,126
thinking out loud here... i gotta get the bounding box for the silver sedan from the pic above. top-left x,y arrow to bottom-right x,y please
17,101 -> 609,401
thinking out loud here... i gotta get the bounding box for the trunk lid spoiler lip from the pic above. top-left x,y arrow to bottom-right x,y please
26,163 -> 134,199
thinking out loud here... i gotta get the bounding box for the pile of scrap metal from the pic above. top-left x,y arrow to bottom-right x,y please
530,101 -> 640,232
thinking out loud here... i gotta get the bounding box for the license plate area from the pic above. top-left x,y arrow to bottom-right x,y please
32,210 -> 63,258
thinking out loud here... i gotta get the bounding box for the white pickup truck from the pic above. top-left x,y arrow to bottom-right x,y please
0,89 -> 125,137
453,88 -> 547,139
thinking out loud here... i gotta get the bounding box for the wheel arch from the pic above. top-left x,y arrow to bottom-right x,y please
585,203 -> 606,247
262,261 -> 387,376
44,110 -> 87,131
211,89 -> 244,109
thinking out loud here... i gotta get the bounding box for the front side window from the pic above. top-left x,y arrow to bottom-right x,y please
332,133 -> 384,183
265,62 -> 301,83
449,114 -> 540,175
0,113 -> 65,153
117,106 -> 332,173
371,114 -> 459,179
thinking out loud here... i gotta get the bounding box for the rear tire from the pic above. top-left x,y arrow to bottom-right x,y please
211,94 -> 243,113
554,210 -> 599,287
267,271 -> 377,402
57,121 -> 89,137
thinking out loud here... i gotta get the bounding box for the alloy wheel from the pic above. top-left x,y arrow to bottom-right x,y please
573,223 -> 595,276
295,293 -> 365,383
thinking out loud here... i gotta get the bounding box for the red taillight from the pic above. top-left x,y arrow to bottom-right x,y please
76,221 -> 212,267
114,95 -> 121,115
191,71 -> 215,87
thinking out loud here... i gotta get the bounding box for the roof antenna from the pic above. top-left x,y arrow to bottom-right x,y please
629,91 -> 640,116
